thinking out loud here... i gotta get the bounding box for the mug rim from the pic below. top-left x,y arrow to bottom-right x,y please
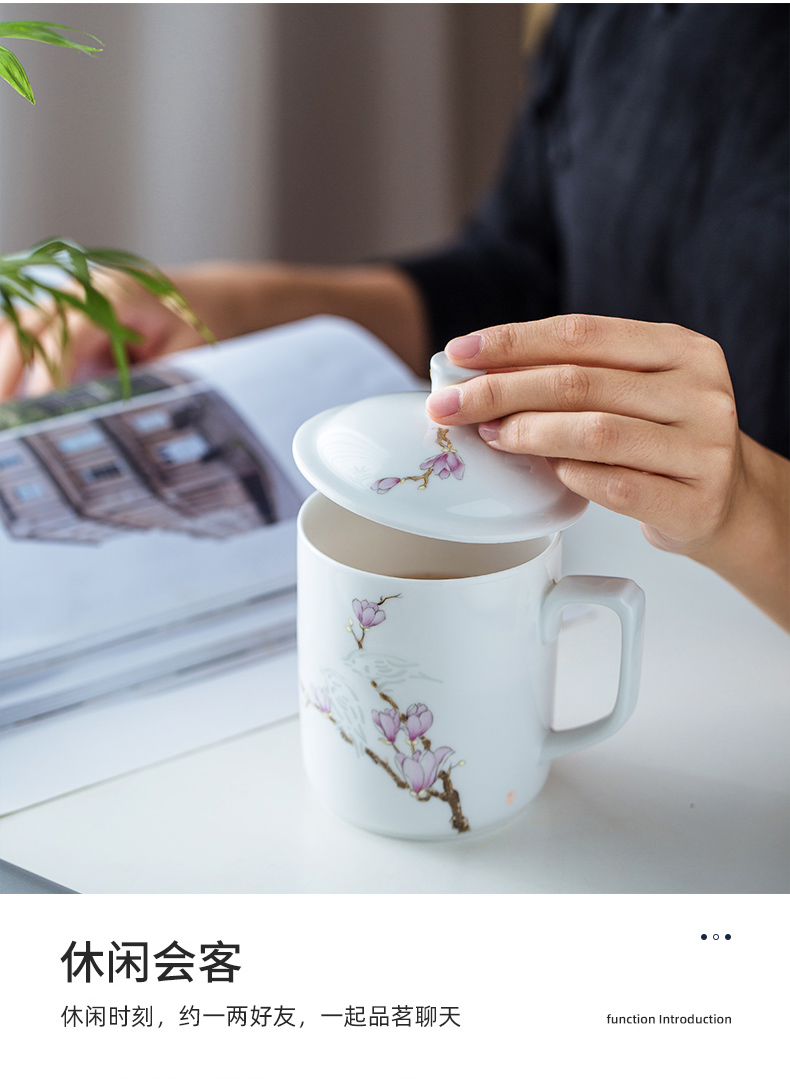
297,491 -> 562,584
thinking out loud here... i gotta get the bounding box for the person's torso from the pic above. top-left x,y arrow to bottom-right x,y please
537,3 -> 788,453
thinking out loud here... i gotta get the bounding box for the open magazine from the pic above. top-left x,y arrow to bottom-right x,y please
0,316 -> 419,729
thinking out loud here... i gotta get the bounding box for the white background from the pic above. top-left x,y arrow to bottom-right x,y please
0,894 -> 783,1077
0,7 -> 785,1074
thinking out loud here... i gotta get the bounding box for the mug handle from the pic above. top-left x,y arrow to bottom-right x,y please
539,575 -> 645,762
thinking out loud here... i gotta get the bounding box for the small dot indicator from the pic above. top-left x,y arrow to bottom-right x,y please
701,934 -> 707,940
725,934 -> 731,940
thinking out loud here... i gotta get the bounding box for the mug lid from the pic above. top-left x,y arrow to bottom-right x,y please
292,352 -> 588,543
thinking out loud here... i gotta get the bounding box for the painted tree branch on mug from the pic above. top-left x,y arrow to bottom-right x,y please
369,680 -> 468,834
305,595 -> 469,833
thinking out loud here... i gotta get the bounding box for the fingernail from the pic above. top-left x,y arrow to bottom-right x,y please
446,333 -> 483,360
426,387 -> 461,418
478,421 -> 500,443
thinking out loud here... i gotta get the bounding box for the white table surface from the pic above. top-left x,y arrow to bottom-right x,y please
1,503 -> 787,894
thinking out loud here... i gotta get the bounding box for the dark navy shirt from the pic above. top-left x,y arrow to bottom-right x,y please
398,4 -> 789,457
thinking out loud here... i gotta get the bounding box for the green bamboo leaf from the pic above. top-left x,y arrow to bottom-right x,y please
85,247 -> 216,341
0,22 -> 102,54
0,275 -> 39,304
109,335 -> 131,398
0,287 -> 37,365
83,250 -> 173,292
52,296 -> 70,370
58,242 -> 92,290
17,237 -> 92,289
83,247 -> 161,268
0,236 -> 214,396
0,240 -> 63,267
27,284 -> 138,341
83,247 -> 178,289
0,282 -> 68,388
0,44 -> 34,102
77,286 -> 136,341
0,272 -> 60,325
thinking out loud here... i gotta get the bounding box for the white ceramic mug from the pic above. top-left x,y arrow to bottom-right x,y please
297,491 -> 645,839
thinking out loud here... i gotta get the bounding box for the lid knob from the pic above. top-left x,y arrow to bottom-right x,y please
429,351 -> 486,394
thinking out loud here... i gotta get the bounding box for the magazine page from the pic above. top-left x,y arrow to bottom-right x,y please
0,316 -> 419,725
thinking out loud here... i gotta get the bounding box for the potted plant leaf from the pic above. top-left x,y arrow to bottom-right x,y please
0,20 -> 213,396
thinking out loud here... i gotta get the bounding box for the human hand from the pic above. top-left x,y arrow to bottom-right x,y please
0,259 -> 431,400
0,264 -> 223,399
425,313 -> 744,558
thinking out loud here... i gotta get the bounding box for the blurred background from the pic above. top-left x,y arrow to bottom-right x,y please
0,3 -> 558,269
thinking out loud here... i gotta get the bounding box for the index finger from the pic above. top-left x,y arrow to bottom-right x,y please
445,313 -> 714,372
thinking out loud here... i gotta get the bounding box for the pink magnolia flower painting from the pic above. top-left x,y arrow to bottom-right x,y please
313,592 -> 469,832
372,707 -> 401,744
394,746 -> 454,795
347,594 -> 399,649
371,427 -> 465,493
404,703 -> 433,742
371,477 -> 401,493
419,451 -> 464,481
353,599 -> 386,629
